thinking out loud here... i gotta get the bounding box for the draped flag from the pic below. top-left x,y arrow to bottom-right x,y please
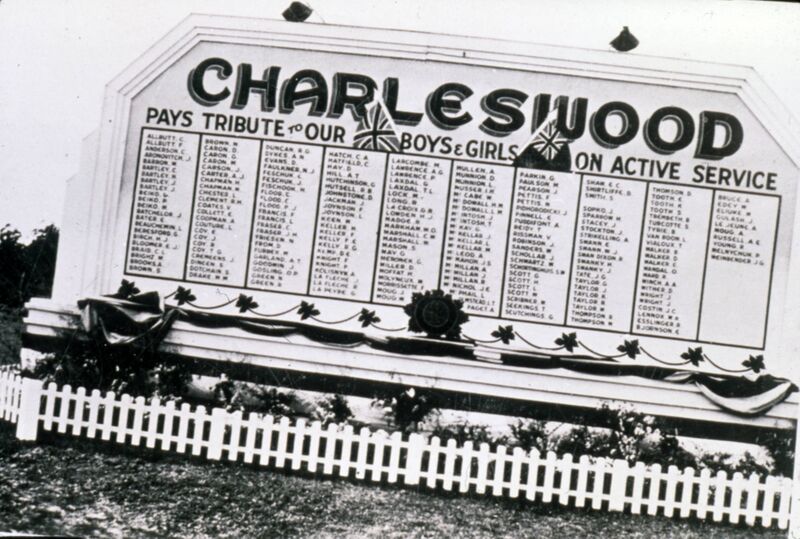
353,100 -> 401,152
514,104 -> 571,171
529,119 -> 570,160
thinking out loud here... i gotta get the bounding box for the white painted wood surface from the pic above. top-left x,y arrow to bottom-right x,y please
0,366 -> 793,531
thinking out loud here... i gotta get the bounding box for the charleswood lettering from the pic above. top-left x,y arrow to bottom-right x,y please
187,58 -> 744,159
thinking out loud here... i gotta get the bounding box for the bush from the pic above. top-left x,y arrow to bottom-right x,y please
373,387 -> 439,433
213,377 -> 297,417
756,428 -> 795,477
639,434 -> 698,470
430,422 -> 508,447
315,394 -> 353,426
510,419 -> 553,453
24,336 -> 193,401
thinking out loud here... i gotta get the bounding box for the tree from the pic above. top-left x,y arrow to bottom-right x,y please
0,225 -> 59,308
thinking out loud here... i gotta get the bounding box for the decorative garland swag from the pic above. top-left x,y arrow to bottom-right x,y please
112,279 -> 766,376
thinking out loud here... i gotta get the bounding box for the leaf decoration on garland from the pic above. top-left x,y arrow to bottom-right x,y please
297,301 -> 320,320
491,325 -> 515,345
742,354 -> 765,374
116,279 -> 140,299
681,347 -> 705,367
358,309 -> 380,328
555,332 -> 578,352
617,339 -> 641,359
235,294 -> 258,313
173,286 -> 196,306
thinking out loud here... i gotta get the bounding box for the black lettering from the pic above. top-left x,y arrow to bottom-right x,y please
232,64 -> 281,111
590,101 -> 639,148
382,77 -> 423,126
644,106 -> 695,155
695,111 -> 743,160
479,88 -> 528,136
279,70 -> 328,116
330,73 -> 376,121
187,58 -> 232,106
426,83 -> 473,130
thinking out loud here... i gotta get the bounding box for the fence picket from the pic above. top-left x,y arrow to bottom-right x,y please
0,371 -> 8,420
275,416 -> 290,468
696,468 -> 712,520
116,394 -> 135,443
257,414 -> 275,466
42,382 -> 57,432
57,385 -> 72,434
0,374 -> 794,532
15,377 -> 42,440
338,424 -> 354,478
609,460 -> 628,512
191,405 -> 207,456
762,475 -> 777,528
241,412 -> 259,464
323,423 -> 338,475
86,389 -> 102,439
404,433 -> 424,485
662,465 -> 680,518
387,431 -> 403,484
744,473 -> 760,526
130,396 -> 146,446
575,455 -> 590,508
100,391 -> 116,442
510,447 -> 525,499
144,397 -> 160,448
492,445 -> 507,496
591,459 -> 607,510
370,431 -> 388,482
160,401 -> 176,451
542,451 -> 557,504
442,438 -> 457,491
712,470 -> 728,522
459,441 -> 473,493
206,408 -> 227,460
72,387 -> 87,436
306,421 -> 322,473
728,472 -> 744,524
629,461 -> 646,514
175,403 -> 191,454
227,411 -> 243,462
777,477 -> 792,529
355,427 -> 370,480
476,442 -> 490,494
647,464 -> 662,516
525,449 -> 541,502
291,418 -> 307,471
728,472 -> 745,524
679,467 -> 695,518
425,436 -> 441,488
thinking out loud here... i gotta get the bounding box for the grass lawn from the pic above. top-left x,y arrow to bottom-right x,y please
0,424 -> 782,538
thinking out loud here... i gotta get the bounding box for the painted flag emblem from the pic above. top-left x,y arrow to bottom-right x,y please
529,120 -> 569,161
353,101 -> 401,152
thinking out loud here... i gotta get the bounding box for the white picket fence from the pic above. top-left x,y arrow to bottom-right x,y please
0,367 -> 795,531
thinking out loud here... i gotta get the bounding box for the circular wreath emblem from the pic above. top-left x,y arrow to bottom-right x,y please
403,289 -> 469,340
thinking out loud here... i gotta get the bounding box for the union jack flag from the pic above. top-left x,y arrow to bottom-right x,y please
529,120 -> 569,161
353,101 -> 401,152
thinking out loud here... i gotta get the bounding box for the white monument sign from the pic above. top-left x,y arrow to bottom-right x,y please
23,15 -> 800,432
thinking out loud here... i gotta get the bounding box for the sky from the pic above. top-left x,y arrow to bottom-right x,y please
1,0 -> 799,239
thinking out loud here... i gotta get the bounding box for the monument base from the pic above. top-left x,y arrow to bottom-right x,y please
22,297 -> 796,443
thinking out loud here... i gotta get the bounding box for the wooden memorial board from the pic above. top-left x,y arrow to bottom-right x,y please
24,15 -> 800,435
